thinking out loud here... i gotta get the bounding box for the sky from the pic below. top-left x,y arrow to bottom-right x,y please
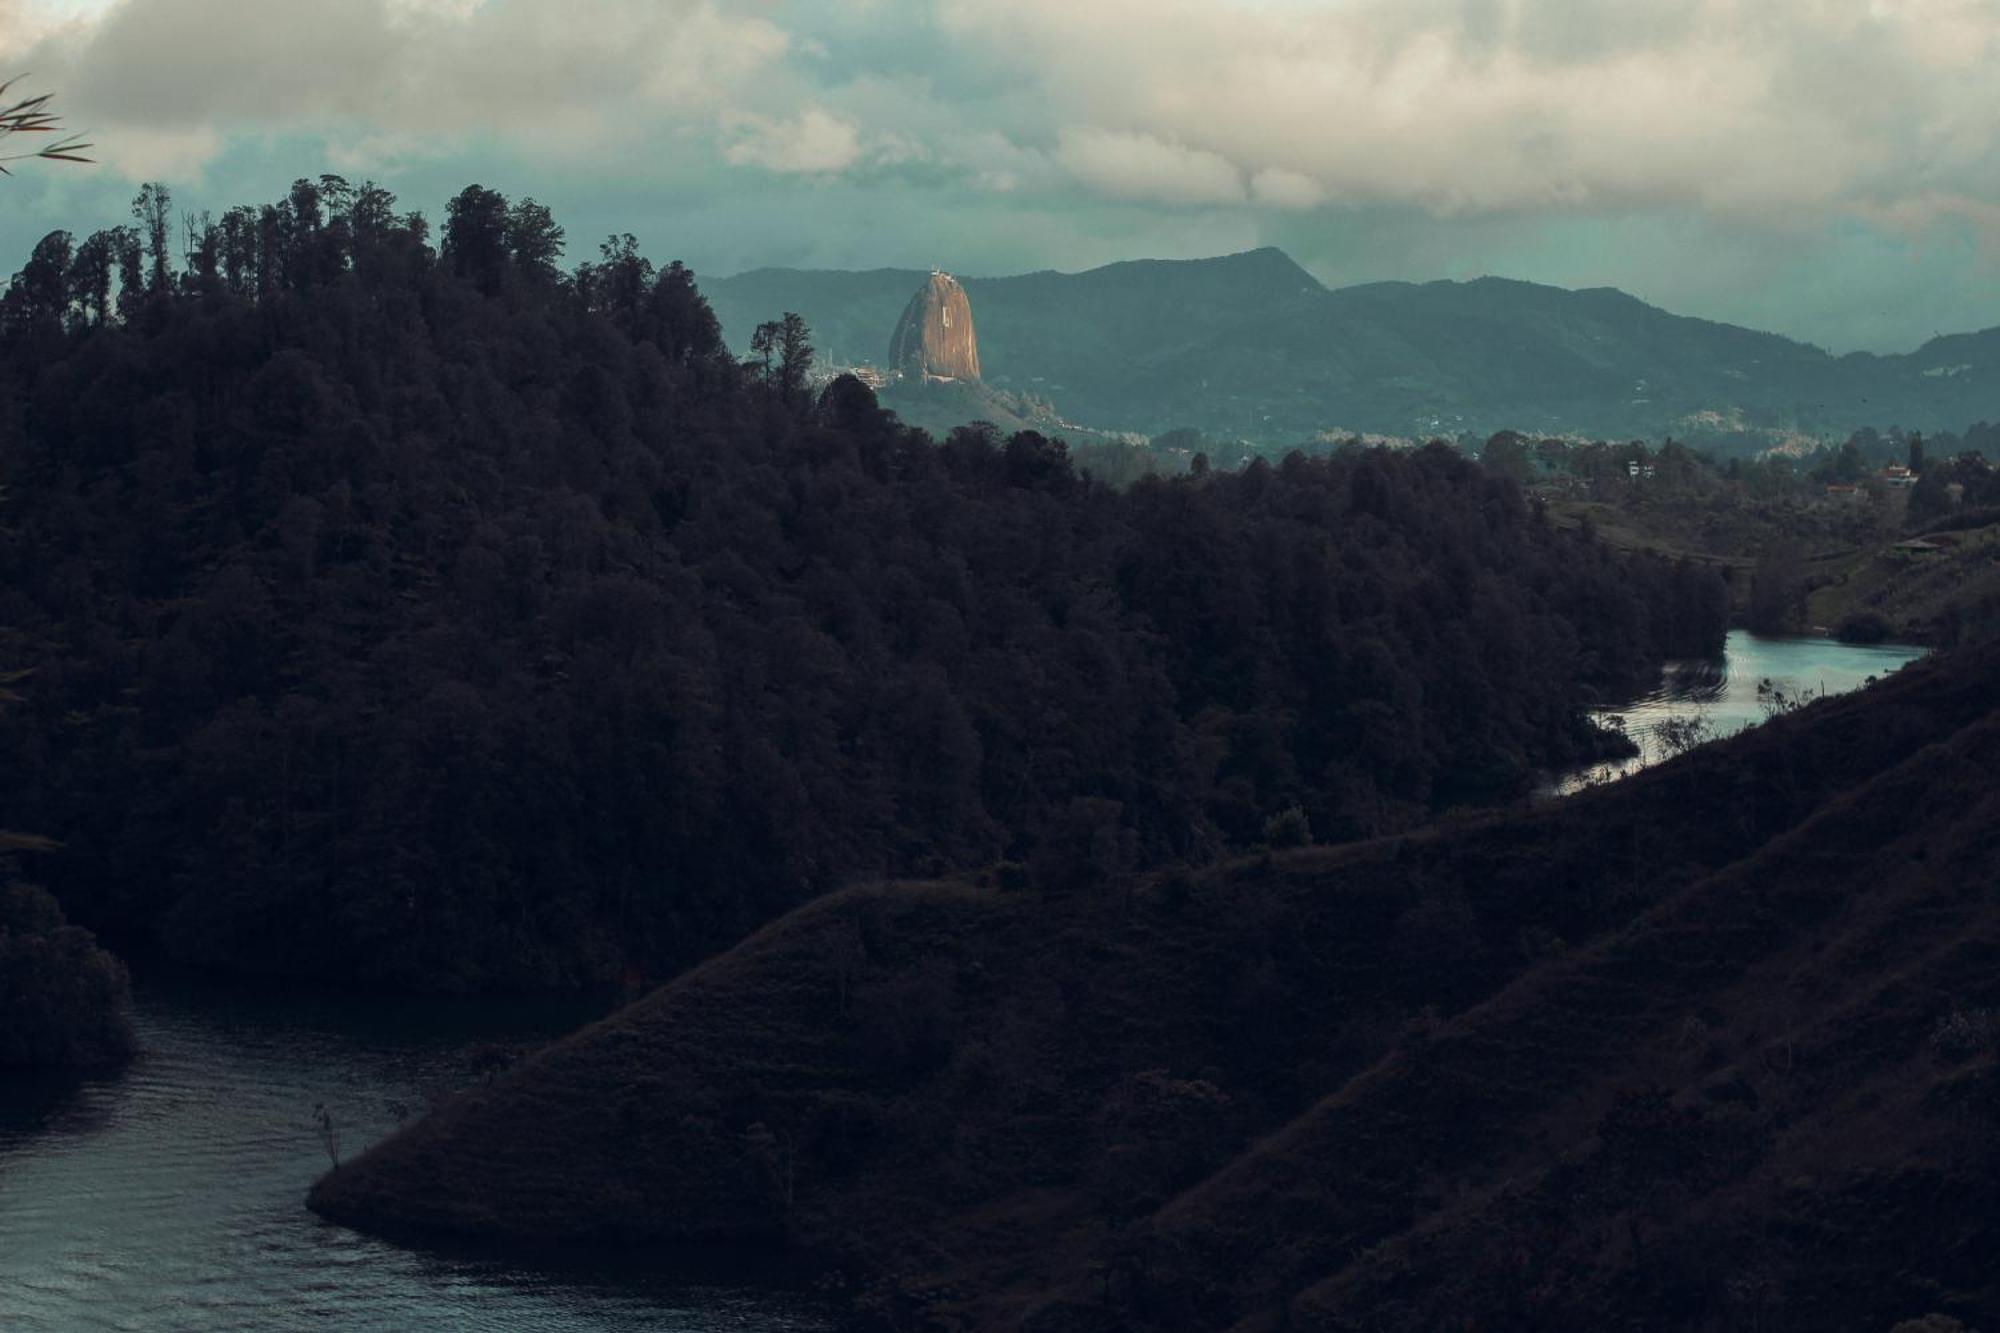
3,0 -> 1998,352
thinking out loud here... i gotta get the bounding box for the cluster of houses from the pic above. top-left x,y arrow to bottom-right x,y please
1825,463 -> 1921,503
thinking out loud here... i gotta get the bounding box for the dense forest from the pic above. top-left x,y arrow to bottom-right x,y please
0,181 -> 1724,991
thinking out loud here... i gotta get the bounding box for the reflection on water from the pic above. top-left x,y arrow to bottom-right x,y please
1555,630 -> 1928,794
0,975 -> 827,1332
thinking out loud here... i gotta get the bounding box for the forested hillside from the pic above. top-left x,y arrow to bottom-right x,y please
1,182 -> 1722,991
312,639 -> 2000,1333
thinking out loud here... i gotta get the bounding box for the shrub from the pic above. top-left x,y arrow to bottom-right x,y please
0,881 -> 135,1066
1835,610 -> 1897,645
1930,1008 -> 1999,1059
1261,805 -> 1313,849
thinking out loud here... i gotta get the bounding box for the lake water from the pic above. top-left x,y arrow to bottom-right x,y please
1554,630 -> 1929,793
0,975 -> 827,1332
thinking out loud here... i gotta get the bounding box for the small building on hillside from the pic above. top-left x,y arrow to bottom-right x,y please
1825,482 -> 1865,502
1880,464 -> 1918,488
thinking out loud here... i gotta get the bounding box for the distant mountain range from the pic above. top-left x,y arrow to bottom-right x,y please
702,248 -> 2000,449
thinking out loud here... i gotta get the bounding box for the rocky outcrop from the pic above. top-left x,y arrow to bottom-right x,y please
887,271 -> 980,382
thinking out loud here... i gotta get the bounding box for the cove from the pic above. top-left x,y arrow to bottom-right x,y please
1554,630 -> 1929,794
0,973 -> 827,1332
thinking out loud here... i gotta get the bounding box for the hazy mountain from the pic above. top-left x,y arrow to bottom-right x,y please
703,250 -> 2000,448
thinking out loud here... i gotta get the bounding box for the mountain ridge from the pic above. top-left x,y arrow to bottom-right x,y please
702,249 -> 1998,448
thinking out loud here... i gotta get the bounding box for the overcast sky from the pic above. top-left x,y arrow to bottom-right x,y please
4,0 -> 1997,351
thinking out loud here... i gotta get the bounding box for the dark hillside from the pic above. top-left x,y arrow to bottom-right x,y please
0,183 -> 1718,991
310,640 -> 2000,1331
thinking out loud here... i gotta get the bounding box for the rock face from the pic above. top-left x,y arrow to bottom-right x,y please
887,271 -> 980,382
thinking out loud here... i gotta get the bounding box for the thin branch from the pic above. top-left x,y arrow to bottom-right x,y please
0,76 -> 94,174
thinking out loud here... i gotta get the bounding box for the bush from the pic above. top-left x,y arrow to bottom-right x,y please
0,881 -> 135,1066
1930,1008 -> 1999,1059
1889,1317 -> 1975,1333
1261,805 -> 1313,849
1835,610 -> 1897,645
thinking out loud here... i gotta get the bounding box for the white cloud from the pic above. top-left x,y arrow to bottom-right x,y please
722,107 -> 863,174
1250,167 -> 1328,210
936,0 -> 2000,232
8,0 -> 2000,249
5,0 -> 793,177
1055,127 -> 1244,206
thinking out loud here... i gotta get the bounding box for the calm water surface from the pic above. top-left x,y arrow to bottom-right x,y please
0,976 -> 827,1332
1555,629 -> 1928,793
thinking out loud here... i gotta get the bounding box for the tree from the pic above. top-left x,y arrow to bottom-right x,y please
183,211 -> 222,293
776,311 -> 813,399
1480,430 -> 1535,486
110,225 -> 144,321
642,260 -> 724,371
505,198 -> 565,285
1813,438 -> 1866,484
0,77 -> 91,175
441,184 -> 511,295
579,233 -> 653,329
131,183 -> 175,294
67,231 -> 116,326
749,312 -> 813,398
4,231 -> 72,332
1908,433 -> 1926,475
1748,543 -> 1804,635
749,318 -> 778,378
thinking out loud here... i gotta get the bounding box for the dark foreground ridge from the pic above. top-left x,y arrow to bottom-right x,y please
312,641 -> 2000,1331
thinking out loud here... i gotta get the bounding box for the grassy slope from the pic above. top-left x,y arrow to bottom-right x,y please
1546,495 -> 2000,641
1098,704 -> 2000,1332
309,643 -> 2000,1331
1807,517 -> 2000,642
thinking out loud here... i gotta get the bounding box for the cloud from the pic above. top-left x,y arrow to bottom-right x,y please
1056,127 -> 1244,206
5,0 -> 792,176
936,0 -> 2000,233
1250,167 -> 1328,210
17,0 -> 2000,233
4,0 -> 1999,354
723,108 -> 862,174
